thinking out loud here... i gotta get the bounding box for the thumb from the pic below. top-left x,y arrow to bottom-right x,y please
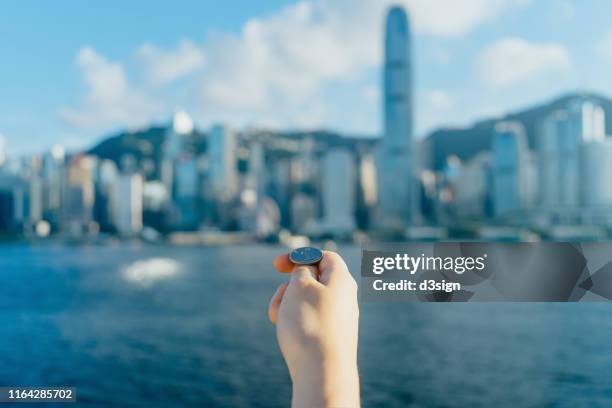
268,282 -> 288,324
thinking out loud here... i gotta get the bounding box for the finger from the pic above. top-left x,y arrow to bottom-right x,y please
290,265 -> 321,288
319,251 -> 352,287
273,254 -> 295,273
268,282 -> 288,324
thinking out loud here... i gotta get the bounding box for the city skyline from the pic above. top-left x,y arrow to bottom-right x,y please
2,85 -> 612,240
2,3 -> 612,242
3,0 -> 612,155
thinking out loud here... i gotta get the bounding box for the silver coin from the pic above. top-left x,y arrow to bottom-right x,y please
290,247 -> 323,265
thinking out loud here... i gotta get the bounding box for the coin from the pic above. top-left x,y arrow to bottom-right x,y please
289,247 -> 323,265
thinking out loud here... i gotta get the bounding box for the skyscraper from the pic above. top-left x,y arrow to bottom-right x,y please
538,98 -> 606,214
581,139 -> 612,208
161,110 -> 194,200
377,5 -> 418,228
62,155 -> 97,236
112,173 -> 143,236
208,124 -> 238,202
453,152 -> 492,219
492,121 -> 530,218
174,157 -> 199,229
208,124 -> 239,227
42,145 -> 65,227
320,149 -> 356,234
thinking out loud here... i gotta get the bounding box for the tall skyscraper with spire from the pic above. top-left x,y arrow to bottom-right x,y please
377,5 -> 418,228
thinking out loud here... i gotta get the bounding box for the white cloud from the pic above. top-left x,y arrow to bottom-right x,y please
426,90 -> 455,109
137,40 -> 205,85
193,0 -> 530,128
405,0 -> 530,36
477,37 -> 570,88
195,1 -> 376,125
58,47 -> 161,129
561,1 -> 575,20
362,85 -> 380,103
432,47 -> 452,65
60,0 -> 531,131
596,29 -> 612,60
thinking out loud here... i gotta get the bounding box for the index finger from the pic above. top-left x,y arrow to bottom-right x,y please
319,251 -> 352,286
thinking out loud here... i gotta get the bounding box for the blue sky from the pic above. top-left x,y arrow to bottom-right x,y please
2,0 -> 612,155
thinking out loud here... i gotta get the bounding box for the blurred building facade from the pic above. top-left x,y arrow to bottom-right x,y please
112,173 -> 143,236
376,6 -> 419,230
492,121 -> 533,219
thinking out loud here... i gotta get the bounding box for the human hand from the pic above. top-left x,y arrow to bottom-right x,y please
269,251 -> 360,408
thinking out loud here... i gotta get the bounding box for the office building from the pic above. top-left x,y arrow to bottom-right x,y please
245,141 -> 267,202
320,149 -> 356,234
112,173 -> 143,236
568,99 -> 605,143
29,174 -> 43,225
208,124 -> 238,202
492,121 -> 529,217
454,152 -> 491,219
269,158 -> 292,228
377,5 -> 418,228
538,99 -> 606,215
161,110 -> 194,200
62,155 -> 97,235
94,159 -> 118,231
360,154 -> 377,208
174,157 -> 199,229
581,139 -> 612,208
42,145 -> 65,227
291,193 -> 318,234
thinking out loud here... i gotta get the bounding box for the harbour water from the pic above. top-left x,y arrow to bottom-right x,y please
0,244 -> 611,407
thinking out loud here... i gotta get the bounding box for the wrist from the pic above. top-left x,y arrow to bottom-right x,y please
291,357 -> 360,408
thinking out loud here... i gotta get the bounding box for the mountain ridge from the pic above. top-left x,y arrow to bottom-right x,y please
423,91 -> 612,170
88,91 -> 612,174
